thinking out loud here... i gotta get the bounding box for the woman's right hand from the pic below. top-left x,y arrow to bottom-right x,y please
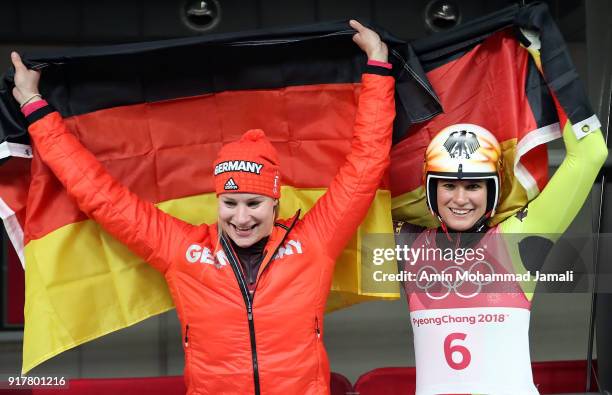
11,51 -> 42,107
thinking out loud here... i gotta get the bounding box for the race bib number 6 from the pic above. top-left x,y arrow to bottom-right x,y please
444,333 -> 471,370
411,308 -> 536,393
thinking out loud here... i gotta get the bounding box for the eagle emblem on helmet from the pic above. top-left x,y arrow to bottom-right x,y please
443,130 -> 480,159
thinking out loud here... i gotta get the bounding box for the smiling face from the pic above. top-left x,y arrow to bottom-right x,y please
436,179 -> 487,231
218,193 -> 277,247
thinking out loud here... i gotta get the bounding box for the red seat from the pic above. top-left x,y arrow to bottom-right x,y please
330,371 -> 354,395
532,360 -> 598,394
30,376 -> 186,395
354,367 -> 417,395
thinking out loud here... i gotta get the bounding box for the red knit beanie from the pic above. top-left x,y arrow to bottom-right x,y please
213,129 -> 281,198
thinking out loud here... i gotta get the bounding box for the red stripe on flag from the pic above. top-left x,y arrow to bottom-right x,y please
0,157 -> 31,232
26,83 -> 389,241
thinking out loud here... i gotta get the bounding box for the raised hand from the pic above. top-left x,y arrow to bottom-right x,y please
349,20 -> 388,63
10,51 -> 42,107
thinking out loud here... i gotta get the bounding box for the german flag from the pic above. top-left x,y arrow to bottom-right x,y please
392,3 -> 600,227
0,22 -> 439,373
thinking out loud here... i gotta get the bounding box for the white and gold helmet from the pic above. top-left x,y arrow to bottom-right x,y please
423,123 -> 502,218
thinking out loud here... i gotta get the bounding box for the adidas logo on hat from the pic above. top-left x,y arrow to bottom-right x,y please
213,129 -> 281,198
224,177 -> 239,190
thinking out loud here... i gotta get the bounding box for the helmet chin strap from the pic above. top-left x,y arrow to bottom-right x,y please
437,210 -> 493,245
438,219 -> 462,249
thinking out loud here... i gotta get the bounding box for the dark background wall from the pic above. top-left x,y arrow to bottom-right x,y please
586,1 -> 612,392
0,0 -> 585,43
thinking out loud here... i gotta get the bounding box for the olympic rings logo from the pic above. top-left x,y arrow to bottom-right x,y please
415,260 -> 495,300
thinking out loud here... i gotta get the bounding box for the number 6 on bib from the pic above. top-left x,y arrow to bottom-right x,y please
444,333 -> 471,370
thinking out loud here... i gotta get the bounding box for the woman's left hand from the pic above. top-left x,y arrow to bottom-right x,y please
349,20 -> 388,63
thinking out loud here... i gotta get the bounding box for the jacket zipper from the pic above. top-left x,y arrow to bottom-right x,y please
221,234 -> 261,395
183,323 -> 194,389
315,317 -> 321,338
219,215 -> 300,395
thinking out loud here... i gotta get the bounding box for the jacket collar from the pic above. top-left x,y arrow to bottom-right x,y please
212,210 -> 301,279
256,210 -> 301,282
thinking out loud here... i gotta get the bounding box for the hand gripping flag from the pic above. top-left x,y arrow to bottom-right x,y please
391,3 -> 601,227
0,22 -> 440,373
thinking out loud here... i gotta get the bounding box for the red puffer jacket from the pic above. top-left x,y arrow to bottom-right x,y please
27,71 -> 395,394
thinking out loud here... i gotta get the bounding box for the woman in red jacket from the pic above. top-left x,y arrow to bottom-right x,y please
11,20 -> 395,395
